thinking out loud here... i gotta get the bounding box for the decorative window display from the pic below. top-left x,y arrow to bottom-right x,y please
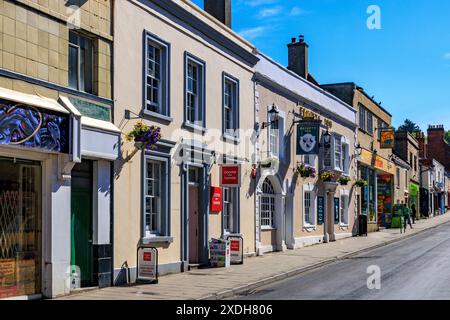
0,99 -> 69,153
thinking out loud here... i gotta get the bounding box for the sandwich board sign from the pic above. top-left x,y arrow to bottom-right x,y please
137,247 -> 158,284
225,234 -> 244,265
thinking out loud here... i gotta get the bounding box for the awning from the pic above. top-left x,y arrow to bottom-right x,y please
0,86 -> 69,114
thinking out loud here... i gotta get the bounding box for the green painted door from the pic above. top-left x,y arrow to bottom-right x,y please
71,161 -> 94,288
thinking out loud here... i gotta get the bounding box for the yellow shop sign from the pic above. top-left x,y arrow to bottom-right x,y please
360,149 -> 395,175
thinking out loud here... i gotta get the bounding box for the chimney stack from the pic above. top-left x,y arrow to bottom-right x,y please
204,0 -> 232,28
287,35 -> 309,79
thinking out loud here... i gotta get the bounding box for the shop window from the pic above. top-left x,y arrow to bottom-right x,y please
223,187 -> 238,233
360,166 -> 376,223
223,73 -> 240,139
69,31 -> 94,94
261,179 -> 275,228
144,32 -> 170,116
185,53 -> 205,128
144,157 -> 170,238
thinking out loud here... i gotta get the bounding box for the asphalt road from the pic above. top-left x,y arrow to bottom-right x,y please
236,223 -> 450,300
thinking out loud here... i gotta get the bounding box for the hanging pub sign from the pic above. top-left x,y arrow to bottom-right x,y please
296,122 -> 320,155
380,128 -> 395,149
220,165 -> 241,187
0,99 -> 70,153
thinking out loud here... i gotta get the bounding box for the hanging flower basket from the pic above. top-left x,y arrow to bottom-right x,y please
338,176 -> 351,186
296,163 -> 316,178
126,121 -> 161,151
319,170 -> 335,182
355,179 -> 368,187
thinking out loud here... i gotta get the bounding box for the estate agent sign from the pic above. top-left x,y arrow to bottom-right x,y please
137,247 -> 158,284
221,165 -> 241,187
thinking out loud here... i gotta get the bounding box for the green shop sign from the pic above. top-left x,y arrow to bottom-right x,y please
69,97 -> 112,122
409,183 -> 419,196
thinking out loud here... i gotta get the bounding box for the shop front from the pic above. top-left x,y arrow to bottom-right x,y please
358,149 -> 395,232
0,87 -> 120,298
409,182 -> 420,220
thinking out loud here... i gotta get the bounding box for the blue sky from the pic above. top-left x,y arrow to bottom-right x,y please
192,0 -> 450,132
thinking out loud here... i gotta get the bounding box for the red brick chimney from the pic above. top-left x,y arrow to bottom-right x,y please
416,131 -> 427,159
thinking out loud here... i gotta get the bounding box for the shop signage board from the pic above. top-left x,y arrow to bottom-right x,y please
296,122 -> 320,155
380,129 -> 395,149
221,165 -> 241,187
210,187 -> 222,212
317,196 -> 325,225
360,149 -> 395,175
136,247 -> 158,284
409,183 -> 420,197
226,235 -> 244,264
0,99 -> 70,153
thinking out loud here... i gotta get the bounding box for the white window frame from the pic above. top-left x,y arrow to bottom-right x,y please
144,160 -> 162,237
268,109 -> 285,159
340,190 -> 350,227
303,184 -> 316,229
334,135 -> 343,171
223,73 -> 240,139
69,31 -> 94,94
261,179 -> 276,229
303,154 -> 317,168
144,32 -> 170,117
341,137 -> 350,175
184,53 -> 205,128
223,187 -> 238,234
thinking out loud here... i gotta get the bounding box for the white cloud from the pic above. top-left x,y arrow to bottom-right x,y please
238,26 -> 267,40
241,0 -> 278,8
289,6 -> 310,16
259,6 -> 283,18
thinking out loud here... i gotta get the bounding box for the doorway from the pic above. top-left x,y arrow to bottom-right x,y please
71,160 -> 94,288
188,167 -> 201,265
0,157 -> 42,298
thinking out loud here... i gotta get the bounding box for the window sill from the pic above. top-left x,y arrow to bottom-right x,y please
303,224 -> 317,232
141,236 -> 174,245
142,110 -> 173,124
183,122 -> 207,134
222,133 -> 240,144
261,227 -> 276,231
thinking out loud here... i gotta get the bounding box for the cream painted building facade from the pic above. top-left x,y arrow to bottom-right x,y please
0,0 -> 119,298
112,0 -> 258,283
253,45 -> 358,254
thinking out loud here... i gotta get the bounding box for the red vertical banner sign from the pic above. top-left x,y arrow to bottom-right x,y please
210,187 -> 223,212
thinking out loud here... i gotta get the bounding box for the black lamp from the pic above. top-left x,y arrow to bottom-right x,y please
323,130 -> 332,148
262,104 -> 280,129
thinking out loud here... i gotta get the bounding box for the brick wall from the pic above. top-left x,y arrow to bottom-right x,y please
427,125 -> 450,171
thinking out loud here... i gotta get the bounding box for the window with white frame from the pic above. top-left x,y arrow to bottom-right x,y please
269,116 -> 279,158
334,135 -> 342,171
304,190 -> 315,226
145,33 -> 169,115
261,179 -> 276,228
340,193 -> 349,225
341,142 -> 350,174
223,74 -> 239,137
304,155 -> 316,167
145,161 -> 161,236
223,187 -> 238,233
185,54 -> 205,127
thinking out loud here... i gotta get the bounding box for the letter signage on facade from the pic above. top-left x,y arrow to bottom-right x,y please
210,187 -> 223,212
221,165 -> 241,187
317,196 -> 325,225
297,122 -> 320,155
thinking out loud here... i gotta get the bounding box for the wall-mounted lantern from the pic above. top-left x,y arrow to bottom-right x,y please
262,104 -> 280,129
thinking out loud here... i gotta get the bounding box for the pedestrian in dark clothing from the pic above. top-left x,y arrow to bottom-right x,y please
411,204 -> 417,224
403,204 -> 413,232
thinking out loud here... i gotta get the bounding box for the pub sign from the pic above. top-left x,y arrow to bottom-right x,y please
296,122 -> 320,155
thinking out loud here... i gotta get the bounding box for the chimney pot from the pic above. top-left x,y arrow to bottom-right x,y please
204,0 -> 232,28
291,37 -> 296,44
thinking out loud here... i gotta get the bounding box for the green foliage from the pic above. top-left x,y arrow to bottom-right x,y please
397,119 -> 421,134
445,130 -> 450,145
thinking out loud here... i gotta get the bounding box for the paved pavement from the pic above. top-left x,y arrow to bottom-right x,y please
236,221 -> 450,300
59,213 -> 450,300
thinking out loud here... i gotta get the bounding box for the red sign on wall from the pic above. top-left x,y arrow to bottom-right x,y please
210,187 -> 223,212
221,165 -> 241,187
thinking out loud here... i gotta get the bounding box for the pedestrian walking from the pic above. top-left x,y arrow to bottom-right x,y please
411,204 -> 417,224
403,202 -> 413,232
